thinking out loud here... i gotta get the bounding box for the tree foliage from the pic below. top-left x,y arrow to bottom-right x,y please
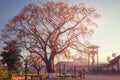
28,53 -> 45,75
106,56 -> 111,62
0,40 -> 23,79
112,53 -> 116,58
1,1 -> 100,73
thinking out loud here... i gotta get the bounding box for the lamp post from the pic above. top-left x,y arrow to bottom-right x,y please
87,45 -> 99,71
24,58 -> 28,80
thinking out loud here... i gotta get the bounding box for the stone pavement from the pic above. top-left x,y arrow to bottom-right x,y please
68,74 -> 120,80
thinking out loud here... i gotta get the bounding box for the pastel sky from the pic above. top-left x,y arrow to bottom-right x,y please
0,0 -> 120,62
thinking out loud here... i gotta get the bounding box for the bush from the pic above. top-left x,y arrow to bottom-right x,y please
71,75 -> 77,78
0,71 -> 8,78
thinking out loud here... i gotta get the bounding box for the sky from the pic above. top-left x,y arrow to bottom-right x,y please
0,0 -> 120,62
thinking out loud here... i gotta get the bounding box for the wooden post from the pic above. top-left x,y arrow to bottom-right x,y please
117,61 -> 119,72
63,64 -> 66,76
97,48 -> 99,72
74,65 -> 76,77
88,54 -> 90,71
59,65 -> 62,76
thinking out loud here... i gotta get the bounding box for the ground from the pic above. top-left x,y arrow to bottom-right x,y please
65,74 -> 120,80
12,74 -> 120,80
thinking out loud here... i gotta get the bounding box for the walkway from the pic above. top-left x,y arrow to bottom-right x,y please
66,74 -> 120,80
12,74 -> 120,80
42,74 -> 120,80
82,74 -> 120,80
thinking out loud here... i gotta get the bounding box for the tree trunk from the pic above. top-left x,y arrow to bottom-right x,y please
37,69 -> 40,75
46,61 -> 55,73
7,66 -> 12,79
45,58 -> 56,78
33,65 -> 40,75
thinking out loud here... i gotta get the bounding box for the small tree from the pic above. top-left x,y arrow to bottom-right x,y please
0,40 -> 22,79
112,53 -> 116,58
73,55 -> 88,64
106,57 -> 111,62
28,53 -> 45,75
1,1 -> 100,75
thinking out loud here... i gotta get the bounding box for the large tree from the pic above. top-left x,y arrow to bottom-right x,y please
1,1 -> 100,74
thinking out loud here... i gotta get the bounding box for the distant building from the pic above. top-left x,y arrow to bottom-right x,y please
109,55 -> 120,71
98,55 -> 120,73
56,61 -> 89,74
55,55 -> 120,74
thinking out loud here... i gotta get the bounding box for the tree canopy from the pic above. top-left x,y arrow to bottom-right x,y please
28,53 -> 45,75
0,40 -> 22,79
1,1 -> 100,73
